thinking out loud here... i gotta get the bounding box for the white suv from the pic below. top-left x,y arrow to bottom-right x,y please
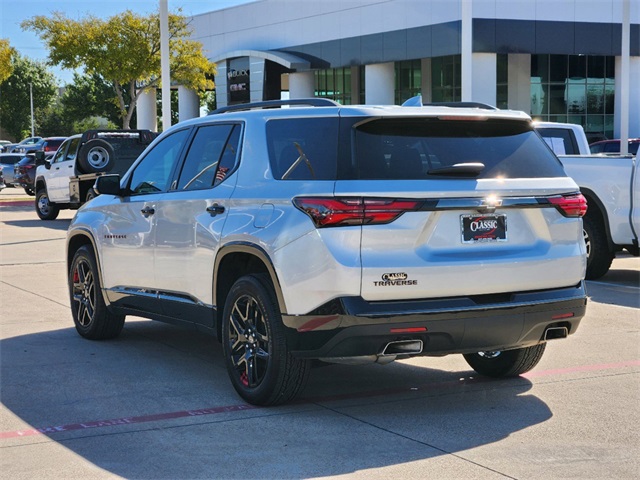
66,99 -> 588,405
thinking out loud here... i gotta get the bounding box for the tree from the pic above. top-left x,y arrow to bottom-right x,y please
22,10 -> 216,130
62,73 -> 123,127
0,39 -> 16,83
0,54 -> 57,140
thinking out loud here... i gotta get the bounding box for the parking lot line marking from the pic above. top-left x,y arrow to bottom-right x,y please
1,359 -> 638,440
0,404 -> 258,439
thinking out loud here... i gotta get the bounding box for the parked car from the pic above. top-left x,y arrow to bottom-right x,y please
14,136 -> 66,156
6,136 -> 43,153
534,121 -> 591,155
35,130 -> 157,219
532,121 -> 639,278
589,138 -> 639,155
67,98 -> 587,406
0,140 -> 11,152
0,153 -> 25,187
14,155 -> 39,195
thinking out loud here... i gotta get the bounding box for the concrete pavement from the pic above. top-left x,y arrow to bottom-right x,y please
1,186 -> 639,479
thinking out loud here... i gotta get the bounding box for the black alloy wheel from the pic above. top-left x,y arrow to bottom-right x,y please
69,245 -> 124,339
222,274 -> 309,406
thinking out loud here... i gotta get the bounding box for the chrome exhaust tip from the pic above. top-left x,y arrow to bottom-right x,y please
381,339 -> 423,356
544,326 -> 569,341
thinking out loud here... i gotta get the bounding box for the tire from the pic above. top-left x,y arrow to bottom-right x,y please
583,213 -> 614,280
24,187 -> 35,196
86,188 -> 97,203
69,245 -> 125,340
463,343 -> 546,377
35,188 -> 60,220
222,274 -> 310,406
77,139 -> 115,174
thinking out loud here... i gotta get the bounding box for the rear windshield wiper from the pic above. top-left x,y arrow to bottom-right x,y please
427,162 -> 485,177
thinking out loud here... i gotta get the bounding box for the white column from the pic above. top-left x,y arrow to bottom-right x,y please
461,0 -> 473,101
614,56 -> 640,138
365,62 -> 395,105
471,53 -> 497,106
159,0 -> 171,131
178,86 -> 200,122
289,71 -> 315,99
618,0 -> 631,152
507,54 -> 531,113
250,57 -> 265,103
136,88 -> 157,132
216,63 -> 228,109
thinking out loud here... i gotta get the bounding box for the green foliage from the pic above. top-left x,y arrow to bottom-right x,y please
0,54 -> 57,139
0,39 -> 16,83
61,73 -> 123,127
37,101 -> 74,137
22,9 -> 216,130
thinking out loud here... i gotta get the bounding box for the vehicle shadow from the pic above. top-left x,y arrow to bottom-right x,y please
1,321 -> 553,479
587,265 -> 640,309
1,218 -> 72,231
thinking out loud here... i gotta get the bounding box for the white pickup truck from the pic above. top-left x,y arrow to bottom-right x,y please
34,130 -> 156,220
535,122 -> 639,279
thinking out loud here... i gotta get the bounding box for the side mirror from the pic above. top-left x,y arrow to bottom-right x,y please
44,159 -> 52,170
94,174 -> 122,196
34,151 -> 46,165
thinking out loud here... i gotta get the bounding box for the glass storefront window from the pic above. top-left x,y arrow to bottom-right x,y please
395,60 -> 421,105
315,67 -> 352,104
432,55 -> 461,103
531,54 -> 614,140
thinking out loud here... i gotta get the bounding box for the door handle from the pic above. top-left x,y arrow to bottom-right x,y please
140,206 -> 155,216
206,203 -> 225,216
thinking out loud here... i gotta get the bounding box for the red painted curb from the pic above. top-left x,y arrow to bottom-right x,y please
0,200 -> 33,207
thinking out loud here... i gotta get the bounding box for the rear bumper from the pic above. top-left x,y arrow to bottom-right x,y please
282,282 -> 587,359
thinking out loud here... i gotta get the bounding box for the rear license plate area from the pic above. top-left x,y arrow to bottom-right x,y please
461,214 -> 507,243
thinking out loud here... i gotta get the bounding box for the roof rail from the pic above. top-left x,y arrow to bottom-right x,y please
423,101 -> 498,111
209,98 -> 340,115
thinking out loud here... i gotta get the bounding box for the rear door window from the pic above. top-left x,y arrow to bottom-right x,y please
267,118 -> 339,180
352,118 -> 566,179
176,123 -> 241,191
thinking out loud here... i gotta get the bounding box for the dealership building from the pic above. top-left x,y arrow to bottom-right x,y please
146,0 -> 640,140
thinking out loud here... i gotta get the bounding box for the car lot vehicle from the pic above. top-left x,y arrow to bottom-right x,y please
14,154 -> 39,195
589,138 -> 639,155
14,136 -> 66,156
0,140 -> 11,152
67,99 -> 588,406
0,153 -> 24,187
560,155 -> 639,278
531,121 -> 639,278
534,121 -> 591,155
34,130 -> 157,220
5,136 -> 43,154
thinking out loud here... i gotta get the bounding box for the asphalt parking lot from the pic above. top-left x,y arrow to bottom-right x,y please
1,186 -> 639,479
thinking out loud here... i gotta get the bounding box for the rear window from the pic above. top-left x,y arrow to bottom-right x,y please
536,127 -> 579,155
267,118 -> 339,180
0,155 -> 22,165
352,118 -> 566,180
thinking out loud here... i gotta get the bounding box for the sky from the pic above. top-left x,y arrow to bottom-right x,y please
0,0 -> 255,84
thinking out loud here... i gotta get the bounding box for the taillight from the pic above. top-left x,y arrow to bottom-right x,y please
548,193 -> 587,218
293,197 -> 421,228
